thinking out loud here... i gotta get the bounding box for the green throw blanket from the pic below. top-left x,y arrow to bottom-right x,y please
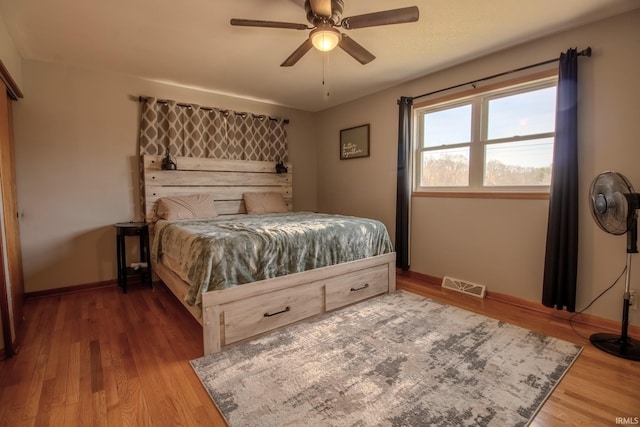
152,212 -> 393,307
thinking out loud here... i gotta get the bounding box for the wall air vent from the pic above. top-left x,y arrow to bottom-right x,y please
441,276 -> 486,298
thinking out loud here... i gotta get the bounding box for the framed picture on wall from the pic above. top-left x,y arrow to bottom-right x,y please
340,124 -> 370,159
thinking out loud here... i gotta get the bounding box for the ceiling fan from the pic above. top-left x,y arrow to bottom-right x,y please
230,0 -> 419,67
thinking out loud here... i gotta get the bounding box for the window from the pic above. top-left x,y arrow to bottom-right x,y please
414,75 -> 557,194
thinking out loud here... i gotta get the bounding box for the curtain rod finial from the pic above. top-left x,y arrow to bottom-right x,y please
579,47 -> 592,57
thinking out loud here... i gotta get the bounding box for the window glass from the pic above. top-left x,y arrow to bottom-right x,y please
487,87 -> 556,140
420,147 -> 470,187
483,138 -> 553,186
423,104 -> 472,147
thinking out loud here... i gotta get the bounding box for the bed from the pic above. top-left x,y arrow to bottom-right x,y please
142,154 -> 396,354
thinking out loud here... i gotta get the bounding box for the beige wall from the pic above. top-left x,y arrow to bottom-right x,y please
12,61 -> 317,292
0,13 -> 21,91
316,10 -> 640,326
6,9 -> 640,328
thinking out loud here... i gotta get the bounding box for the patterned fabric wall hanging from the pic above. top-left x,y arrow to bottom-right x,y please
138,96 -> 288,162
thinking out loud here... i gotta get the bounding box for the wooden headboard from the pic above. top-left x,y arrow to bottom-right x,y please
142,155 -> 293,222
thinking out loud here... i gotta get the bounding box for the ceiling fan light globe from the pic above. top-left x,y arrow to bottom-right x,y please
310,28 -> 340,52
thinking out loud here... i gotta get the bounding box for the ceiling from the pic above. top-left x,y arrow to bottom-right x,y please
0,0 -> 638,112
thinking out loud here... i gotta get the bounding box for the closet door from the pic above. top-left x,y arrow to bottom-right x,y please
0,79 -> 24,357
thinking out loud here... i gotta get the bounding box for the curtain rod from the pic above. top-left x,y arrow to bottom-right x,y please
138,96 -> 289,124
409,47 -> 591,102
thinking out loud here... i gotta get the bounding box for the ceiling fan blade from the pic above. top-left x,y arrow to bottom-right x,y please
338,34 -> 375,65
341,6 -> 419,29
281,39 -> 314,67
230,18 -> 309,30
309,0 -> 332,17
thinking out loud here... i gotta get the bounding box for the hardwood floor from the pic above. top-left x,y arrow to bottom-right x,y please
1,276 -> 639,426
0,283 -> 226,426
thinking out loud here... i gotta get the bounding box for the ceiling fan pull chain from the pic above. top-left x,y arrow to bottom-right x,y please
323,53 -> 331,98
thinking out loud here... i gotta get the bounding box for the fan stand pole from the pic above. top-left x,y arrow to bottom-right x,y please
589,223 -> 640,361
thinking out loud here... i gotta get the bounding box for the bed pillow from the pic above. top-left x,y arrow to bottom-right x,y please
155,193 -> 218,220
243,192 -> 288,214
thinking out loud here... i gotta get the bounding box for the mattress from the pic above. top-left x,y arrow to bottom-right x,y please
151,211 -> 394,307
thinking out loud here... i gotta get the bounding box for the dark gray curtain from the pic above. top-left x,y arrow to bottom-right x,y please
542,48 -> 579,311
396,97 -> 413,270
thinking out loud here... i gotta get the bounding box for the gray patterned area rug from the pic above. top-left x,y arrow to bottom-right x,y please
190,290 -> 582,427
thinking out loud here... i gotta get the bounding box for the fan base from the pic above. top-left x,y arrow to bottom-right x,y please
590,333 -> 640,361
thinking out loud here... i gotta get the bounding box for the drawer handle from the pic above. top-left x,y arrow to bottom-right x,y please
350,283 -> 370,292
264,306 -> 291,317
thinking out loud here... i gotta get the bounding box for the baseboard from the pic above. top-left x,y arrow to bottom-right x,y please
23,271 -> 640,336
24,279 -> 118,299
399,270 -> 640,337
398,270 -> 441,286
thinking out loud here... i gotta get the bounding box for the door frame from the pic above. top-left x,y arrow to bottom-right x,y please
0,61 -> 23,358
0,211 -> 12,358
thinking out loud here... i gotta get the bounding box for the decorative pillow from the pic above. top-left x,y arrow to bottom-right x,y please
243,192 -> 288,214
155,193 -> 218,220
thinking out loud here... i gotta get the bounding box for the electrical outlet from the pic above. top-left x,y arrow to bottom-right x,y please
630,290 -> 638,310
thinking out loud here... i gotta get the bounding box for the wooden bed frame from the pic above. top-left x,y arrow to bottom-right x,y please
142,154 -> 396,354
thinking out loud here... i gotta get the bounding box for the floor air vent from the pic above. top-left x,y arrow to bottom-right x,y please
441,276 -> 487,298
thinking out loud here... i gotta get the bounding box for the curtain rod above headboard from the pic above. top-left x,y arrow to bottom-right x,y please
407,46 -> 591,103
138,96 -> 289,124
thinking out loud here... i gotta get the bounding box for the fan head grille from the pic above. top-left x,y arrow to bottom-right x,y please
590,171 -> 636,235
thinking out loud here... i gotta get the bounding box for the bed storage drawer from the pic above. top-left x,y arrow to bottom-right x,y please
325,265 -> 389,311
223,283 -> 324,345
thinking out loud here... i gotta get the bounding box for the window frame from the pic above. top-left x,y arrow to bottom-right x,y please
412,70 -> 558,199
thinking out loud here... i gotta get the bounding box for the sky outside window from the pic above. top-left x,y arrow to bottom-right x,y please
423,104 -> 472,147
487,87 -> 557,140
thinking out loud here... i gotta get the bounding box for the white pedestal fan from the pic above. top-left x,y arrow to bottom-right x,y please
589,171 -> 640,361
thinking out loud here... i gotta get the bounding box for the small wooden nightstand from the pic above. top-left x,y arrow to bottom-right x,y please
114,222 -> 153,293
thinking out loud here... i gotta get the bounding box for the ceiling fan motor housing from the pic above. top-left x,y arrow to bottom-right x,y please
305,0 -> 343,25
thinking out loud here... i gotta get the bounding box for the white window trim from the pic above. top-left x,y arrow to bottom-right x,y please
413,73 -> 558,196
